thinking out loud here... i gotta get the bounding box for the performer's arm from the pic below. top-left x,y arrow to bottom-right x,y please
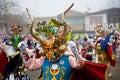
68,41 -> 85,69
69,56 -> 85,69
23,54 -> 44,70
0,43 -> 10,56
0,43 -> 7,52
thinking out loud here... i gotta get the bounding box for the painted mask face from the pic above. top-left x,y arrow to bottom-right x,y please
44,45 -> 67,62
30,19 -> 71,62
45,48 -> 61,62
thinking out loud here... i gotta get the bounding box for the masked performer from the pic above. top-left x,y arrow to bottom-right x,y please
0,37 -> 20,80
1,24 -> 30,80
94,24 -> 117,77
22,3 -> 110,80
23,15 -> 110,80
26,35 -> 41,59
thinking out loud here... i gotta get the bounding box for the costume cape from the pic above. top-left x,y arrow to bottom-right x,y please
106,45 -> 116,67
71,61 -> 108,80
0,51 -> 8,78
71,45 -> 116,80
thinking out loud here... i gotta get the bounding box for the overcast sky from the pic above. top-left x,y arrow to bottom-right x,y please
18,0 -> 109,17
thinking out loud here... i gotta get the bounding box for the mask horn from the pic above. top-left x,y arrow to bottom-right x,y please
0,21 -> 11,38
62,3 -> 74,21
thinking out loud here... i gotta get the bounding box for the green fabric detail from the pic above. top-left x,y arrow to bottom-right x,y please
36,22 -> 59,35
39,25 -> 44,31
48,19 -> 63,27
64,32 -> 72,44
13,36 -> 20,48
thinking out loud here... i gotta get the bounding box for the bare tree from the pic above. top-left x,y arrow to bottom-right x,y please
0,0 -> 28,25
5,13 -> 27,26
0,0 -> 18,20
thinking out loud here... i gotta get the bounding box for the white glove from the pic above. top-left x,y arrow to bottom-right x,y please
69,41 -> 82,62
69,41 -> 79,54
109,24 -> 116,32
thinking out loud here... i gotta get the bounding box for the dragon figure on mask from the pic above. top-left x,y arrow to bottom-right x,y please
30,19 -> 71,62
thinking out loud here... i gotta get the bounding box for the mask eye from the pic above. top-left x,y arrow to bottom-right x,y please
52,47 -> 57,49
54,52 -> 57,57
47,48 -> 50,50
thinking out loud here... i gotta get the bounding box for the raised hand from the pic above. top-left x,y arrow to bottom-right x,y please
69,41 -> 82,62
